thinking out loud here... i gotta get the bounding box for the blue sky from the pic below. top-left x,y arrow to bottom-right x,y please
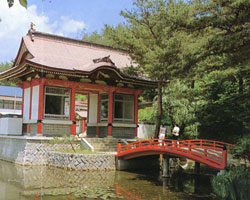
0,0 -> 134,62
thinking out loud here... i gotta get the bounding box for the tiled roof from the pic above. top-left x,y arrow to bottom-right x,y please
76,111 -> 87,118
0,31 -> 157,88
23,31 -> 135,72
0,85 -> 22,97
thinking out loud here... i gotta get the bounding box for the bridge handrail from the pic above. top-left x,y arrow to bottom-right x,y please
116,139 -> 237,170
184,139 -> 238,152
117,139 -> 237,154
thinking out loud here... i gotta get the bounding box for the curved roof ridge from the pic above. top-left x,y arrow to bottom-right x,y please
31,31 -> 128,54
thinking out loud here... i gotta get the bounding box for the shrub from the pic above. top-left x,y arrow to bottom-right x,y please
231,135 -> 250,166
211,166 -> 250,200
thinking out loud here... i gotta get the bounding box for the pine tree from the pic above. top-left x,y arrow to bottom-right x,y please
105,0 -> 192,137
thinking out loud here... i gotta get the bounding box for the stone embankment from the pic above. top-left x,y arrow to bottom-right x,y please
0,136 -> 116,171
48,152 -> 115,171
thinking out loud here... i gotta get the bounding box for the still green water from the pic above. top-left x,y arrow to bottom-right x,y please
0,160 -> 215,200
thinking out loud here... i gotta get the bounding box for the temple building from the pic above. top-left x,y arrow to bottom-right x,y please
0,29 -> 156,138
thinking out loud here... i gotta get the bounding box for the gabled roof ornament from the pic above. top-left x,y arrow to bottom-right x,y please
93,55 -> 115,65
28,22 -> 36,41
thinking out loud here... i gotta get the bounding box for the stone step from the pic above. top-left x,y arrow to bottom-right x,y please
84,138 -> 119,152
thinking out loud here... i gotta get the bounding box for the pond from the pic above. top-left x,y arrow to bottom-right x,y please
0,159 -> 216,200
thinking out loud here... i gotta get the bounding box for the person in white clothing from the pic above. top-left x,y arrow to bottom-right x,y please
158,124 -> 166,145
172,123 -> 180,140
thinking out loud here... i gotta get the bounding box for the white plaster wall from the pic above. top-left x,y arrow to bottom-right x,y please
31,85 -> 39,120
89,94 -> 98,123
0,118 -> 22,135
23,88 -> 30,121
138,123 -> 155,139
138,124 -> 171,139
0,118 -> 7,135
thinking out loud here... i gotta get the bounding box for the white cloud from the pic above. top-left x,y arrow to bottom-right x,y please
0,0 -> 85,62
59,16 -> 85,35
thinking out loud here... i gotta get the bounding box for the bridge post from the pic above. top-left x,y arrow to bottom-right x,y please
195,162 -> 200,174
162,154 -> 170,178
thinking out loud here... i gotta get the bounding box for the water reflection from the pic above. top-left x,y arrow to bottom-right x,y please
0,160 -> 214,200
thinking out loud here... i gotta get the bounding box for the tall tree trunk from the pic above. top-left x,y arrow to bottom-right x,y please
179,123 -> 186,139
191,80 -> 195,89
238,75 -> 243,94
154,80 -> 163,138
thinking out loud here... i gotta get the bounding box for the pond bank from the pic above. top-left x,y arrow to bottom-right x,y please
48,151 -> 116,171
0,159 -> 215,200
0,135 -> 116,170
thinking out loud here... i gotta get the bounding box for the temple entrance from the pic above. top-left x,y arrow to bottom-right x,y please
75,93 -> 88,135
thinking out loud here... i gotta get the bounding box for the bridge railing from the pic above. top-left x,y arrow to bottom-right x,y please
116,139 -> 236,169
182,139 -> 238,152
117,139 -> 237,154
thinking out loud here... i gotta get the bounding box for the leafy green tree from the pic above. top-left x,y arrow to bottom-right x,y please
138,106 -> 156,123
105,0 -> 192,137
82,25 -> 126,49
175,0 -> 250,86
232,135 -> 250,166
81,0 -> 250,142
0,62 -> 16,86
165,0 -> 250,142
7,0 -> 27,8
196,73 -> 250,143
162,80 -> 200,139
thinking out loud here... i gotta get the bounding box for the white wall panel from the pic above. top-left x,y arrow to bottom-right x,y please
31,85 -> 39,120
23,88 -> 30,120
89,94 -> 98,123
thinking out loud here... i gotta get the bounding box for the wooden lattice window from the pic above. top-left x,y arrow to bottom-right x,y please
44,86 -> 71,119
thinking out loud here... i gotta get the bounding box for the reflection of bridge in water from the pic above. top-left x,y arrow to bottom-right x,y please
116,184 -> 143,200
116,139 -> 236,170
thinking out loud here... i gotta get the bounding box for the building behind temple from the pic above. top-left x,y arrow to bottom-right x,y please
0,85 -> 22,115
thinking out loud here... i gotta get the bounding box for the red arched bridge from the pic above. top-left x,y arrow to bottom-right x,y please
116,139 -> 237,170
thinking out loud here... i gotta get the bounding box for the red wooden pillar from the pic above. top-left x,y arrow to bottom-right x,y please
83,120 -> 86,132
134,93 -> 139,137
96,92 -> 101,137
86,94 -> 90,135
108,88 -> 114,137
28,81 -> 33,134
70,87 -> 76,135
21,84 -> 24,117
37,78 -> 44,134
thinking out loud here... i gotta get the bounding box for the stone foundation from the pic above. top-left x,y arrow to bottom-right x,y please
48,152 -> 115,171
0,136 -> 115,171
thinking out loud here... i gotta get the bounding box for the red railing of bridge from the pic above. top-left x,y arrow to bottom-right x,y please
116,139 -> 237,170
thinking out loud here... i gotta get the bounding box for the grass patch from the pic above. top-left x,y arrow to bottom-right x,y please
55,148 -> 100,154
